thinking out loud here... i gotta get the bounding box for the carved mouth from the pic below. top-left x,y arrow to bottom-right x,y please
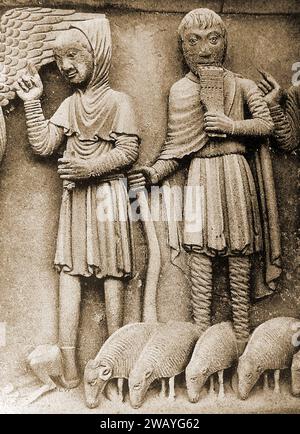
67,71 -> 78,79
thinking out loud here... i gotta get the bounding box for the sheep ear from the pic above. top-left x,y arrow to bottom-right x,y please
145,369 -> 153,379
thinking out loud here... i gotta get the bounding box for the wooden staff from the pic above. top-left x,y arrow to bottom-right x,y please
129,175 -> 161,323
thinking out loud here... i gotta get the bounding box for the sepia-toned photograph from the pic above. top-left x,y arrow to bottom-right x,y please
0,0 -> 299,416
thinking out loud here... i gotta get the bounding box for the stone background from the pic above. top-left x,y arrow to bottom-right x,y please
0,0 -> 299,391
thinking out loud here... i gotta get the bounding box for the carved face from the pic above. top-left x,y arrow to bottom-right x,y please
237,356 -> 263,400
54,30 -> 94,86
83,360 -> 113,409
128,367 -> 153,409
181,26 -> 226,74
186,365 -> 210,403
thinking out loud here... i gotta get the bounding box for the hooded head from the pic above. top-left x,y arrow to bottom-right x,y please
186,363 -> 210,403
53,18 -> 111,90
84,359 -> 113,409
237,355 -> 264,400
178,8 -> 227,75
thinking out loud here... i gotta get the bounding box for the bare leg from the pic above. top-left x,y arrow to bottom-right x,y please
209,375 -> 215,395
160,378 -> 167,398
58,271 -> 81,388
218,370 -> 225,399
274,370 -> 280,394
190,253 -> 213,332
263,372 -> 269,392
104,278 -> 125,336
168,376 -> 175,401
229,256 -> 251,355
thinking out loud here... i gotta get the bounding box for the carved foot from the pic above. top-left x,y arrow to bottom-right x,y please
274,370 -> 280,394
160,378 -> 168,398
217,370 -> 225,399
168,376 -> 175,401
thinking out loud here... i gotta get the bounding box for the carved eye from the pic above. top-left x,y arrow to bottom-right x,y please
133,383 -> 141,390
247,373 -> 253,379
190,376 -> 197,383
102,368 -> 111,376
68,51 -> 77,58
89,379 -> 97,387
209,36 -> 219,45
188,36 -> 198,46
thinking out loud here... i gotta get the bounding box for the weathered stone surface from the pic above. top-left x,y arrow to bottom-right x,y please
0,0 -> 223,13
223,0 -> 300,14
0,3 -> 299,415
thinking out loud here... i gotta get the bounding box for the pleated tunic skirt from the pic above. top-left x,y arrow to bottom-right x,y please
183,154 -> 263,257
54,138 -> 134,279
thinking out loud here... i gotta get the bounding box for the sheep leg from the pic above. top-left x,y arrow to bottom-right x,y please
231,372 -> 238,394
117,378 -> 124,402
274,370 -> 280,394
217,370 -> 225,399
160,378 -> 167,398
263,372 -> 269,392
168,376 -> 175,401
209,375 -> 215,395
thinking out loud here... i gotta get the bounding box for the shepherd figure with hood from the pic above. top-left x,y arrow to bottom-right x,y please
16,17 -> 140,387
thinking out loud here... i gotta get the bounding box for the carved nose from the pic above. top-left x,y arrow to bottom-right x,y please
61,59 -> 74,72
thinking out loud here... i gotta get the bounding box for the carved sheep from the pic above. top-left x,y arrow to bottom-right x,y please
84,322 -> 159,408
238,317 -> 299,399
128,321 -> 200,409
186,321 -> 239,402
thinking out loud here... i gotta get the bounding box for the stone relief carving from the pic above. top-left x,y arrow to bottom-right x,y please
0,5 -> 299,413
129,8 -> 282,356
258,70 -> 300,152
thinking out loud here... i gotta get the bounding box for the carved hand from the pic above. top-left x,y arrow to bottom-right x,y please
128,166 -> 156,189
257,69 -> 284,107
58,157 -> 92,181
15,64 -> 44,102
204,112 -> 234,136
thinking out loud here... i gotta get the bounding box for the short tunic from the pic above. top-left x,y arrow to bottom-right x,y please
183,154 -> 262,256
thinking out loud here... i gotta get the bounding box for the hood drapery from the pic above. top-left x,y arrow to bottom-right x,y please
50,18 -> 138,141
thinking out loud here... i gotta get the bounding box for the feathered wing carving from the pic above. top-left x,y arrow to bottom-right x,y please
0,7 -> 104,163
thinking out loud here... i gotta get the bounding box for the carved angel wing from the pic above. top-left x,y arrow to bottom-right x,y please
0,7 -> 104,107
0,7 -> 104,163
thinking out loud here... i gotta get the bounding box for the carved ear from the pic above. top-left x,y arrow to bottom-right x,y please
145,369 -> 153,379
202,367 -> 209,375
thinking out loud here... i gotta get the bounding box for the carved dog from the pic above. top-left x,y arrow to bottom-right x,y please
128,321 -> 200,409
238,317 -> 299,399
186,321 -> 239,402
84,322 -> 159,408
